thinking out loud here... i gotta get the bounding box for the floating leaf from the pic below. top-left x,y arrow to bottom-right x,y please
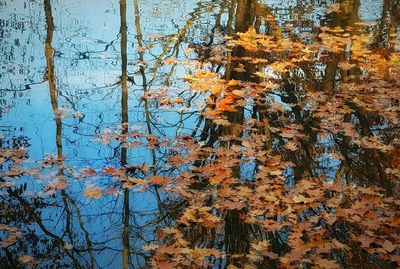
18,255 -> 36,265
83,188 -> 103,199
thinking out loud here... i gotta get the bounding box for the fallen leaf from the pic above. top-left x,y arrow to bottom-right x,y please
382,240 -> 397,253
149,175 -> 168,185
316,259 -> 340,269
79,167 -> 97,178
83,188 -> 103,199
18,255 -> 36,265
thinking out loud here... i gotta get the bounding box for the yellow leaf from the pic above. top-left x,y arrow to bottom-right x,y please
292,195 -> 315,204
163,57 -> 177,65
227,79 -> 239,86
232,89 -> 245,97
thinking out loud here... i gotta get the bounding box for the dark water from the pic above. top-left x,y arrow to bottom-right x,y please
0,0 -> 399,268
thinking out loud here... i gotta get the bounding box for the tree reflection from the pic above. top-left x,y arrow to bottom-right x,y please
148,0 -> 399,268
0,0 -> 399,268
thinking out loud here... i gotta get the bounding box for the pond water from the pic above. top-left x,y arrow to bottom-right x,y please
1,0 -> 399,268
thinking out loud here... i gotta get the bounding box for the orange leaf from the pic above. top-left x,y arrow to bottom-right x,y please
149,175 -> 167,185
83,188 -> 103,199
103,167 -> 123,176
128,177 -> 148,186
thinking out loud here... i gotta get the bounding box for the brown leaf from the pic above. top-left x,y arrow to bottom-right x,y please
79,168 -> 97,178
316,259 -> 340,269
285,141 -> 299,151
0,181 -> 15,188
292,195 -> 315,204
382,240 -> 397,253
221,200 -> 246,210
18,255 -> 36,265
214,118 -> 231,126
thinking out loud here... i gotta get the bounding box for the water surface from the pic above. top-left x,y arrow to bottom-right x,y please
1,0 -> 399,268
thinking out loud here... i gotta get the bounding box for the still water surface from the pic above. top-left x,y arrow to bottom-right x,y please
1,0 -> 399,268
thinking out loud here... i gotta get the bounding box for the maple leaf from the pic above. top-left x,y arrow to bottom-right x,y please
0,238 -> 17,248
0,224 -> 16,231
292,195 -> 316,204
316,259 -> 340,269
163,57 -> 177,65
285,141 -> 299,151
5,170 -> 26,177
79,167 -> 97,178
332,239 -> 349,250
0,226 -> 22,248
149,175 -> 168,185
0,181 -> 15,188
127,177 -> 147,185
221,200 -> 246,210
104,188 -> 119,195
18,255 -> 36,265
382,240 -> 397,253
179,208 -> 198,225
83,188 -> 103,199
103,167 -> 121,175
55,181 -> 69,190
147,134 -> 159,145
213,118 -> 231,126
